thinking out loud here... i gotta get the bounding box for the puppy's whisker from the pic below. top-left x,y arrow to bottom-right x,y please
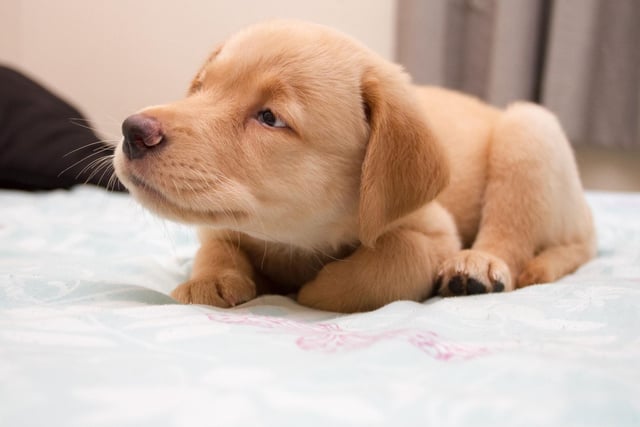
81,157 -> 109,181
77,146 -> 115,168
171,178 -> 181,196
63,140 -> 117,157
108,170 -> 122,192
186,172 -> 201,196
58,150 -> 108,178
95,157 -> 117,187
68,117 -> 101,133
80,156 -> 109,177
81,163 -> 110,186
76,154 -> 113,181
85,164 -> 110,186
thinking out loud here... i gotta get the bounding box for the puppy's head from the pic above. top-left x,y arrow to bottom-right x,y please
114,21 -> 448,250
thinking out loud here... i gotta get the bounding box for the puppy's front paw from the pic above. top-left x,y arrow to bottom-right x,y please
171,270 -> 256,307
437,250 -> 513,297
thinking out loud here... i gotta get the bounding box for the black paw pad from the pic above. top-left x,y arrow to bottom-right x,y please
444,275 -> 492,296
433,275 -> 443,294
467,278 -> 487,294
492,281 -> 505,292
448,276 -> 465,295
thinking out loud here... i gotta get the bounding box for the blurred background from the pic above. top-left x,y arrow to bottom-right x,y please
1,0 -> 638,191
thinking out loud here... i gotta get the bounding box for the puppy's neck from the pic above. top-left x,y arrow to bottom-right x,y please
240,214 -> 360,254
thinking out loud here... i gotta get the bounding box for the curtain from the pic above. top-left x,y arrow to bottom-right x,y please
396,0 -> 640,148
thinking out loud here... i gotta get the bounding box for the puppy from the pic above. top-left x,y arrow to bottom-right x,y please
113,20 -> 595,313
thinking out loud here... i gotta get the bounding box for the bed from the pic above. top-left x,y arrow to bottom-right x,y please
1,186 -> 639,426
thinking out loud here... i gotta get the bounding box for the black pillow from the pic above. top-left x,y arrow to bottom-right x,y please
0,65 -> 124,191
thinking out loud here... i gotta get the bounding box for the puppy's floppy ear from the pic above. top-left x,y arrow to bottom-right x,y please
359,65 -> 450,247
188,43 -> 224,94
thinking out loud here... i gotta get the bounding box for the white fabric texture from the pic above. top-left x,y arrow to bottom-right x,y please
1,187 -> 639,426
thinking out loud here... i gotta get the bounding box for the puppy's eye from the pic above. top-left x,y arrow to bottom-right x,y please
257,109 -> 287,128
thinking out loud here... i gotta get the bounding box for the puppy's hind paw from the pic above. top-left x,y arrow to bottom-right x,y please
171,270 -> 256,308
437,250 -> 513,297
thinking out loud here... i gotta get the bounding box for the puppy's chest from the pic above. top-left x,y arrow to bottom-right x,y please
241,238 -> 357,293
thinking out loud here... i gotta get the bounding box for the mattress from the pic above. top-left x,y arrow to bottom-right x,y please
1,187 -> 639,426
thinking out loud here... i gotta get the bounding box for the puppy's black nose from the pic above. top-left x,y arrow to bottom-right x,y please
122,114 -> 164,160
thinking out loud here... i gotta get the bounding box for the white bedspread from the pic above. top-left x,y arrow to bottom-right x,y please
1,187 -> 639,426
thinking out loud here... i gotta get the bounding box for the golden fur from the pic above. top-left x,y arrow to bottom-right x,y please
114,21 -> 596,312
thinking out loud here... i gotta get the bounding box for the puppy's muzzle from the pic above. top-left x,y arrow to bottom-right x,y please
122,114 -> 165,160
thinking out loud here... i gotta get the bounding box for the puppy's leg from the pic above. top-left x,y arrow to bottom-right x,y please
439,103 -> 594,296
298,203 -> 460,312
517,241 -> 595,287
171,228 -> 256,307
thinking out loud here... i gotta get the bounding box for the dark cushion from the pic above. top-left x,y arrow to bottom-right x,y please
0,65 -> 124,191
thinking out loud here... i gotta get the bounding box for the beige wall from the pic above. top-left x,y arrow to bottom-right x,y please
0,0 -> 396,139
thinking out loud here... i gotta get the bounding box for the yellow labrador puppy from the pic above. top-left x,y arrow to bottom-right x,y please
114,21 -> 595,313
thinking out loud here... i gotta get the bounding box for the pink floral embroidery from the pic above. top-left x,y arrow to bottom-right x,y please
207,313 -> 488,360
405,331 -> 489,360
295,330 -> 395,353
